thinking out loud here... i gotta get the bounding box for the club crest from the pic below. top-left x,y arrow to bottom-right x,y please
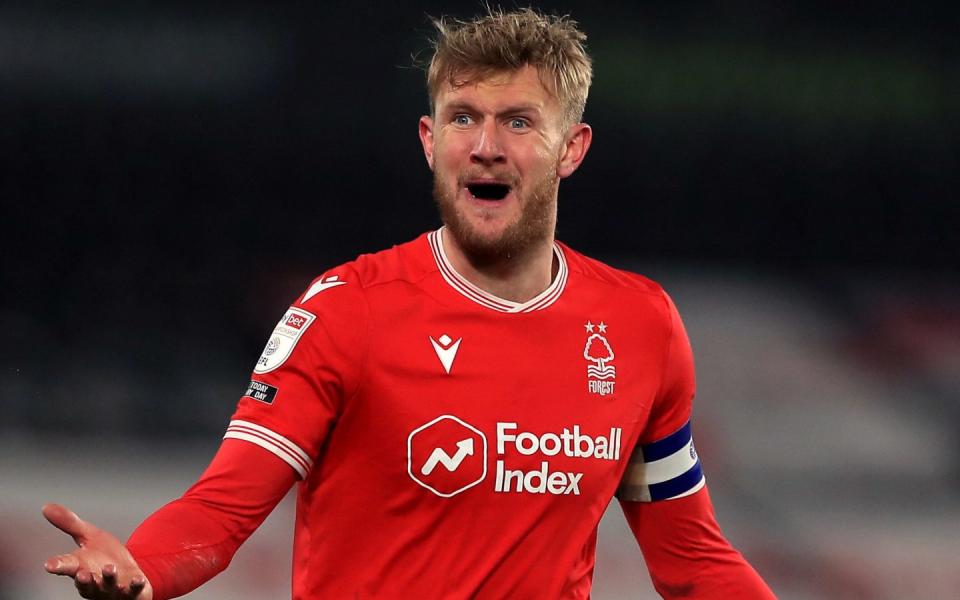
583,321 -> 616,396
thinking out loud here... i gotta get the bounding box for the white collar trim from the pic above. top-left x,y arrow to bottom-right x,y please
428,227 -> 568,313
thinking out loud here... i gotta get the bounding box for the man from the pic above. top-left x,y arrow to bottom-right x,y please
44,8 -> 775,599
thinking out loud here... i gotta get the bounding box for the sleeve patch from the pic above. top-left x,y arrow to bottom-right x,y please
242,380 -> 278,404
617,420 -> 705,502
253,307 -> 316,374
224,420 -> 313,478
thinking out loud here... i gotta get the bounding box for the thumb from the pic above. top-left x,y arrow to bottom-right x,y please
42,503 -> 92,544
44,552 -> 80,576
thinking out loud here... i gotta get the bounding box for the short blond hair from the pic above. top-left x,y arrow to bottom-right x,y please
426,7 -> 593,125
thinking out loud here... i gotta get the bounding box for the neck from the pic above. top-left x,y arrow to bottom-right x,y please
441,229 -> 557,303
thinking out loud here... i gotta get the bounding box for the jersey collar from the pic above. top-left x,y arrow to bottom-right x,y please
428,227 -> 568,313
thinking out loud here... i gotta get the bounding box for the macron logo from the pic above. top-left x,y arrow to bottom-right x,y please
421,438 -> 474,475
302,275 -> 347,303
429,334 -> 462,375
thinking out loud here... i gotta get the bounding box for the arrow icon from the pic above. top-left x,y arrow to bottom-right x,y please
420,438 -> 474,475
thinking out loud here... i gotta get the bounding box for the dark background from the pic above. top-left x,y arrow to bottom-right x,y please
2,3 -> 959,599
2,0 -> 957,433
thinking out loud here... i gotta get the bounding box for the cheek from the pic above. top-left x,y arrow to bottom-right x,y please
432,136 -> 466,169
519,145 -> 560,176
519,133 -> 561,163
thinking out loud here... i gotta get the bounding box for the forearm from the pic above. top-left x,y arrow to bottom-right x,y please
127,499 -> 242,600
621,488 -> 775,599
126,440 -> 297,600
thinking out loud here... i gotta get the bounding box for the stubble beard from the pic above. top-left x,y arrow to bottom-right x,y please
433,168 -> 559,268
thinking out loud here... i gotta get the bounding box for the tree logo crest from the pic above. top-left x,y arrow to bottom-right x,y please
583,321 -> 616,396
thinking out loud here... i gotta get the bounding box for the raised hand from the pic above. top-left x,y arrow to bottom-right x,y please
43,503 -> 154,600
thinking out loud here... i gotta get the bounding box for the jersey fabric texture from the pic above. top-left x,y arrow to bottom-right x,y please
128,229 -> 774,599
230,228 -> 699,598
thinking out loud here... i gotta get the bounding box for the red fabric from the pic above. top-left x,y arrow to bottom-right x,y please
223,231 -> 687,598
126,440 -> 296,600
640,290 -> 697,445
122,232 -> 771,598
620,487 -> 776,599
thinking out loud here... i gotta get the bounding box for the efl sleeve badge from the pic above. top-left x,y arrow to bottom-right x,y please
253,307 -> 317,374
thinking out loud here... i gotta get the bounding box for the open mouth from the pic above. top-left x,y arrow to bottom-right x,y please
466,182 -> 511,201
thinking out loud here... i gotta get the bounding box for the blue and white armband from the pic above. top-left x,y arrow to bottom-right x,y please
617,420 -> 706,502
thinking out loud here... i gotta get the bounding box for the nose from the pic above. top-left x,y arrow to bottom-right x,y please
469,119 -> 506,166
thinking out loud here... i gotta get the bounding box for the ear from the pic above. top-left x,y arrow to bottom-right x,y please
419,116 -> 435,171
556,123 -> 592,179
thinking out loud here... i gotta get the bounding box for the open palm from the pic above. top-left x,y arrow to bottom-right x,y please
43,503 -> 153,599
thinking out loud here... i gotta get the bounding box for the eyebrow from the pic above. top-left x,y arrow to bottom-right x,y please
442,101 -> 543,117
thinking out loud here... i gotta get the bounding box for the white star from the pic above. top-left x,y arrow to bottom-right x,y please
598,322 -> 608,333
584,321 -> 594,333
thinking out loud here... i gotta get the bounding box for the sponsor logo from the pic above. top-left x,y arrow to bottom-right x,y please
494,423 -> 621,495
242,380 -> 278,404
584,320 -> 616,396
406,416 -> 622,498
284,313 -> 308,330
429,333 -> 462,375
254,307 -> 316,374
408,415 -> 487,498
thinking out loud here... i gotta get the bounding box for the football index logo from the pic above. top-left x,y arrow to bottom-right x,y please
407,416 -> 623,498
584,320 -> 616,396
408,415 -> 487,498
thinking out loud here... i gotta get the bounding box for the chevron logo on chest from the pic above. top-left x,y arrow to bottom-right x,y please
429,334 -> 462,375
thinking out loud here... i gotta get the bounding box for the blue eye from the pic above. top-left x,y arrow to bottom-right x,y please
454,114 -> 472,126
509,118 -> 529,129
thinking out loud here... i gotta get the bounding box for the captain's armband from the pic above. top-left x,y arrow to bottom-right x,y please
616,420 -> 705,502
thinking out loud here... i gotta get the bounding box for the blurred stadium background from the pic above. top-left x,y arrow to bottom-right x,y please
1,1 -> 957,598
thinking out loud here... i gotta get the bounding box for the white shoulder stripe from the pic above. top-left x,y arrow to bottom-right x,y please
224,420 -> 312,479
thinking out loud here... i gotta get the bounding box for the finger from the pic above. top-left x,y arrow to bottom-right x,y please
75,569 -> 99,599
44,553 -> 80,576
102,563 -> 118,590
42,503 -> 92,544
127,576 -> 146,598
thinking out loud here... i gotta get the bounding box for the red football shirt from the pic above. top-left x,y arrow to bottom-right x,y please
225,228 -> 701,598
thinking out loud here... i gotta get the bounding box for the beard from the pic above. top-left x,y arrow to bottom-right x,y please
433,167 -> 559,267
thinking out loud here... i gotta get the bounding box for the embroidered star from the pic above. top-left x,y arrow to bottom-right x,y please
585,321 -> 594,333
598,322 -> 608,333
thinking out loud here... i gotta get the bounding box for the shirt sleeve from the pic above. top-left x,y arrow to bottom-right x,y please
225,266 -> 369,479
616,291 -> 775,598
617,290 -> 704,502
125,268 -> 369,598
127,439 -> 298,600
620,487 -> 776,599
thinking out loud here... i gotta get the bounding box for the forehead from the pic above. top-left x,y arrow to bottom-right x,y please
435,65 -> 561,114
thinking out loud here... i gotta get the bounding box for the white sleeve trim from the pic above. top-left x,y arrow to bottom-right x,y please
224,419 -> 313,479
